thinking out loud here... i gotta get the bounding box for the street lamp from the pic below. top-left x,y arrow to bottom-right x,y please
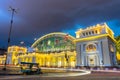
20,41 -> 25,47
3,7 -> 17,70
34,38 -> 37,41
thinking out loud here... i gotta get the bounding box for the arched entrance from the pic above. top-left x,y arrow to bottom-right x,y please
85,43 -> 100,67
86,54 -> 99,66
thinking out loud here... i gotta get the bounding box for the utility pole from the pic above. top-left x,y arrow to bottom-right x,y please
3,6 -> 17,70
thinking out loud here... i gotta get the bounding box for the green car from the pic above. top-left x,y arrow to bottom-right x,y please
20,62 -> 42,75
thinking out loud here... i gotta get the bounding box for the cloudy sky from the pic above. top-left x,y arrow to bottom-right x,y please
0,0 -> 120,48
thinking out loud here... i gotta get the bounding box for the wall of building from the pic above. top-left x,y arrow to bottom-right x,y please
13,51 -> 76,68
75,23 -> 116,67
0,23 -> 117,68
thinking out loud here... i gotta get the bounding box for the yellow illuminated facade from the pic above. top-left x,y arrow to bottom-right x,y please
0,23 -> 118,67
6,33 -> 76,68
6,46 -> 27,65
10,51 -> 76,67
0,55 -> 6,64
116,40 -> 120,61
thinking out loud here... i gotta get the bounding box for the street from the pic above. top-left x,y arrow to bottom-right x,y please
0,65 -> 120,80
0,72 -> 120,80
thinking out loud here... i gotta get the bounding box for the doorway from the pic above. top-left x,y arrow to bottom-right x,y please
87,55 -> 97,67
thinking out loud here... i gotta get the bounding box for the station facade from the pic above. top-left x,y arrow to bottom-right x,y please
6,33 -> 76,67
75,23 -> 116,67
0,23 -> 117,67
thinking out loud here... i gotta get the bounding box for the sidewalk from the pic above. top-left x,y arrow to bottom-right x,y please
40,67 -> 120,75
0,71 -> 21,75
0,66 -> 21,75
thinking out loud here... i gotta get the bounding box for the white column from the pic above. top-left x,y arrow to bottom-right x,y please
98,41 -> 103,66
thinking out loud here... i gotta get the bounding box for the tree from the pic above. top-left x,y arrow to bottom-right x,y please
115,35 -> 120,64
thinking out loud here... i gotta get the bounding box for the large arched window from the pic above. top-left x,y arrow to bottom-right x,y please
109,44 -> 115,52
32,32 -> 75,53
86,44 -> 97,52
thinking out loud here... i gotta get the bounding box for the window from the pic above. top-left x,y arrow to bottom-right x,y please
92,31 -> 94,34
86,44 -> 97,52
86,32 -> 88,35
83,33 -> 85,36
110,44 -> 114,52
95,30 -> 98,34
89,32 -> 91,35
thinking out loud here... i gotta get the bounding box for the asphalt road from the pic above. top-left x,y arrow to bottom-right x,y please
0,65 -> 120,80
0,71 -> 120,80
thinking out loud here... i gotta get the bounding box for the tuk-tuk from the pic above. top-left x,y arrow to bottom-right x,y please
20,62 -> 42,75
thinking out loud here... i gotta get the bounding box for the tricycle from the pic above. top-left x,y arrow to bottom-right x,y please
20,62 -> 42,75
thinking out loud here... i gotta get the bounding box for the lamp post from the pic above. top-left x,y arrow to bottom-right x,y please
20,41 -> 24,45
3,7 -> 17,70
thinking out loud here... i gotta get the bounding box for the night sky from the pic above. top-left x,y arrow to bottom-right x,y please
0,0 -> 120,48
